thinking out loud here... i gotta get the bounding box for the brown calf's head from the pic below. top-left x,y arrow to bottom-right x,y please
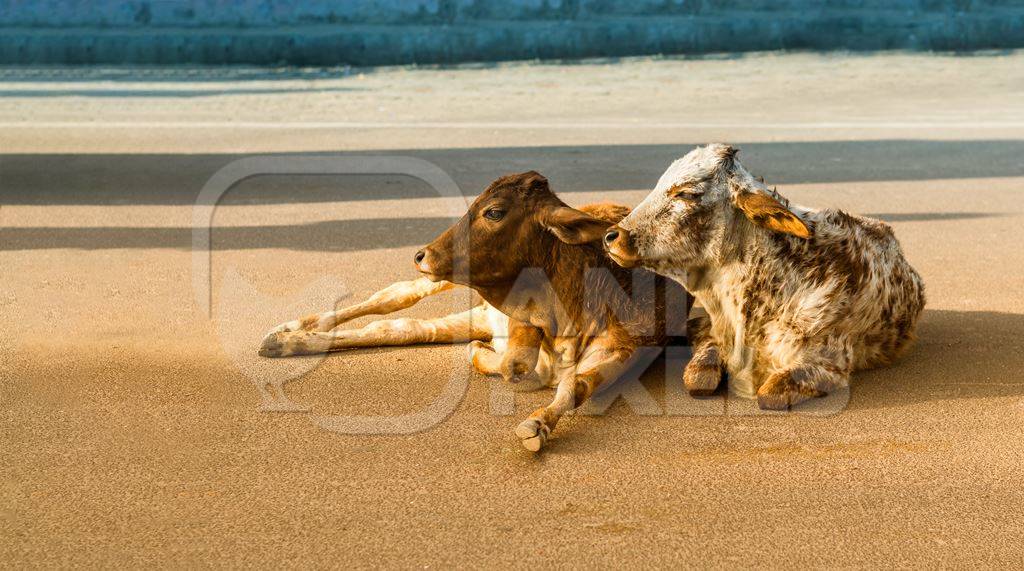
414,171 -> 612,288
604,144 -> 812,273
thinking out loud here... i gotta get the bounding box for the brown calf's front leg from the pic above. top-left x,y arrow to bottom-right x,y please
500,320 -> 545,384
514,340 -> 634,452
470,319 -> 548,386
683,315 -> 724,397
756,360 -> 851,410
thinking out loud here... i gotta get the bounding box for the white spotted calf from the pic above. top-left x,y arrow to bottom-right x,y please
604,144 -> 925,409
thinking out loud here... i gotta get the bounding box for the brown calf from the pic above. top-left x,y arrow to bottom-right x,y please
260,172 -> 691,451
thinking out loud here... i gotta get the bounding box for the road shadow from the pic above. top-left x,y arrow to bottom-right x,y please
531,308 -> 1024,436
0,67 -> 360,83
0,212 -> 997,252
850,309 -> 1024,410
866,212 -> 1005,223
0,217 -> 455,252
2,139 -> 1022,205
628,309 -> 1024,414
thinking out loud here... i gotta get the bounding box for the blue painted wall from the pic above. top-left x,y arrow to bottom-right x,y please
1,1 -> 1022,65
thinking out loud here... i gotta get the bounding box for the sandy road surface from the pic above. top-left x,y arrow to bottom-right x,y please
2,53 -> 1024,567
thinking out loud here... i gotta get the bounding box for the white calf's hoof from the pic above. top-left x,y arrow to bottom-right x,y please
684,362 -> 723,397
514,418 -> 549,452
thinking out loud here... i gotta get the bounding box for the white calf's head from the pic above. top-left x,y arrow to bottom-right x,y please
603,144 -> 811,273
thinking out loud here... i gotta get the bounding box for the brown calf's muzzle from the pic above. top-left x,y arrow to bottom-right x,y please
413,247 -> 431,275
413,243 -> 450,281
603,225 -> 639,268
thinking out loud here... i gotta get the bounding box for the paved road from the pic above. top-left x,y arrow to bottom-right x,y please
2,53 -> 1024,567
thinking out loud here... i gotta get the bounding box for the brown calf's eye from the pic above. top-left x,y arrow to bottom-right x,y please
483,209 -> 505,221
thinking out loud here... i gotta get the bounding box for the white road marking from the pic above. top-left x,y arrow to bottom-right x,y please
2,120 -> 1024,130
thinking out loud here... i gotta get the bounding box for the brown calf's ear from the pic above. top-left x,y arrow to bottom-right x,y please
541,206 -> 613,244
519,171 -> 550,194
733,191 -> 812,239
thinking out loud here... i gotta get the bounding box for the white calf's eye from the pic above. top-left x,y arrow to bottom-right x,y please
668,183 -> 703,200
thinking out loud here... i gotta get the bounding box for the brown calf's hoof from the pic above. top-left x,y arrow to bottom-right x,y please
505,360 -> 530,383
258,332 -> 287,357
259,330 -> 331,357
504,360 -> 542,387
514,418 -> 550,452
468,339 -> 491,354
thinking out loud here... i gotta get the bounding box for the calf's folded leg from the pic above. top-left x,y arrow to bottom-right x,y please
470,320 -> 549,387
500,321 -> 544,384
468,340 -> 502,375
756,358 -> 851,410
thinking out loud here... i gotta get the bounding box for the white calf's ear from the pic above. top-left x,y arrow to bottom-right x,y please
541,206 -> 613,244
732,189 -> 812,239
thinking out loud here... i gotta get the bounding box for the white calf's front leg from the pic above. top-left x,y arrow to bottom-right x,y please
684,315 -> 724,397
